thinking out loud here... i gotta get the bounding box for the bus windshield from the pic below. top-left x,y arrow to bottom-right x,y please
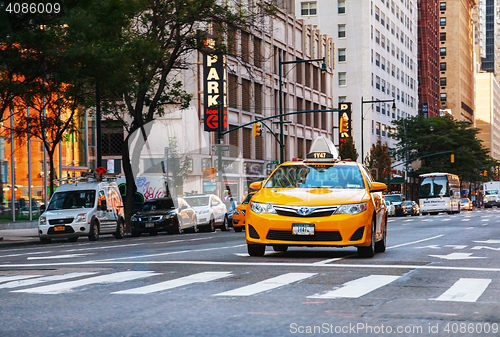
419,176 -> 448,198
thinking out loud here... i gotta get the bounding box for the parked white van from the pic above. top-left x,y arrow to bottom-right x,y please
38,173 -> 125,243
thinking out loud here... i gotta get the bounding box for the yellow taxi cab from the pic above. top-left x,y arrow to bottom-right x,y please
232,192 -> 256,232
245,137 -> 388,258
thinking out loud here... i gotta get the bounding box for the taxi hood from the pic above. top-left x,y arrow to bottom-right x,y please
252,188 -> 368,206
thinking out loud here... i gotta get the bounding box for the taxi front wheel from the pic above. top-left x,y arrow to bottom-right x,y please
357,217 -> 376,258
248,244 -> 265,257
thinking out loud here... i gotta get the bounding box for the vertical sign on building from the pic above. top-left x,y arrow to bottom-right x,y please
338,102 -> 352,147
199,31 -> 227,133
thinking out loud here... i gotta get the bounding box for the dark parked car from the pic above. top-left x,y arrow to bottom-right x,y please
131,197 -> 198,236
384,194 -> 404,216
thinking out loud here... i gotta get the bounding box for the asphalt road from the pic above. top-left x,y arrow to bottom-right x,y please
1,208 -> 500,337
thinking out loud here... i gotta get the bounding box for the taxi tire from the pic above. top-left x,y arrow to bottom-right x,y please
220,216 -> 229,231
273,245 -> 288,252
114,220 -> 125,239
357,216 -> 376,258
234,226 -> 243,232
88,221 -> 99,241
375,218 -> 387,253
248,244 -> 265,257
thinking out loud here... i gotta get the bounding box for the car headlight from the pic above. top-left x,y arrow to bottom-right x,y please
250,202 -> 277,214
335,202 -> 367,215
131,215 -> 138,221
197,209 -> 210,215
233,208 -> 241,216
160,213 -> 175,220
39,216 -> 46,225
75,213 -> 86,223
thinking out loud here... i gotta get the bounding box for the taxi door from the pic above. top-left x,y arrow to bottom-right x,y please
361,165 -> 386,238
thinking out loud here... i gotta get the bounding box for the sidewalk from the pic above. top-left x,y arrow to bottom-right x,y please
0,220 -> 40,247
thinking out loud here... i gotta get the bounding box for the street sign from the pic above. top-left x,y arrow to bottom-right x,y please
212,145 -> 230,152
270,160 -> 279,164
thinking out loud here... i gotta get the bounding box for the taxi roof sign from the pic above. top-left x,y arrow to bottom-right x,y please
304,137 -> 340,163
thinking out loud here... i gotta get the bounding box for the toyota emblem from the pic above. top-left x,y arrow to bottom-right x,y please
297,207 -> 311,216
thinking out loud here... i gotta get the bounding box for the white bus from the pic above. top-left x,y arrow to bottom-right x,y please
419,173 -> 461,215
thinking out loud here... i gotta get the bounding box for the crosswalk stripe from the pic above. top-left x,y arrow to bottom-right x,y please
431,278 -> 491,302
0,272 -> 97,289
0,275 -> 43,283
112,272 -> 232,295
308,275 -> 400,299
213,272 -> 316,297
13,271 -> 160,294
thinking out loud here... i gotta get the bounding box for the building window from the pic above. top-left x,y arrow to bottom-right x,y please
381,80 -> 386,93
440,18 -> 446,26
338,0 -> 346,14
376,122 -> 381,135
440,48 -> 446,56
381,12 -> 385,26
381,35 -> 385,48
382,124 -> 386,137
338,72 -> 346,86
376,76 -> 380,90
375,30 -> 380,44
375,53 -> 380,67
338,96 -> 347,103
338,24 -> 346,38
375,6 -> 380,20
440,2 -> 446,11
440,62 -> 446,71
440,93 -> 447,102
440,77 -> 446,87
381,57 -> 386,70
440,33 -> 446,41
301,2 -> 317,16
338,48 -> 346,62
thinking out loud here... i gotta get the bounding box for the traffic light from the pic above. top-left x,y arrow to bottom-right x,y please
484,170 -> 488,177
450,154 -> 454,163
253,123 -> 262,137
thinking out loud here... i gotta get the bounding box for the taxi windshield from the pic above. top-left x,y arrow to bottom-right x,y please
264,164 -> 365,189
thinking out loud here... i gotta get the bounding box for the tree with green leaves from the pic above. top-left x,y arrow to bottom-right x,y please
391,116 -> 498,185
365,138 -> 392,182
98,0 -> 277,229
1,1 -> 139,196
338,137 -> 359,161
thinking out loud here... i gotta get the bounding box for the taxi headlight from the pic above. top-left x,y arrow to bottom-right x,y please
335,202 -> 367,215
39,216 -> 46,225
233,208 -> 241,216
250,202 -> 277,214
75,213 -> 86,223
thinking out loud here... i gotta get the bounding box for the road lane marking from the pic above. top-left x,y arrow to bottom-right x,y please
313,258 -> 344,265
27,253 -> 94,260
482,219 -> 490,222
308,275 -> 400,299
388,235 -> 444,249
461,219 -> 470,221
13,271 -> 160,294
0,251 -> 54,258
429,253 -> 486,260
114,272 -> 232,294
214,273 -> 316,297
431,278 -> 491,302
0,272 -> 97,289
443,245 -> 467,250
0,275 -> 43,283
474,240 -> 500,244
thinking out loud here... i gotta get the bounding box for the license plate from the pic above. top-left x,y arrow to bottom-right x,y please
54,226 -> 65,231
292,223 -> 314,235
145,222 -> 155,228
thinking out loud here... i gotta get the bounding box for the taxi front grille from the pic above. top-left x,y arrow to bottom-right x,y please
350,227 -> 365,241
273,205 -> 338,217
49,218 -> 74,225
266,230 -> 342,242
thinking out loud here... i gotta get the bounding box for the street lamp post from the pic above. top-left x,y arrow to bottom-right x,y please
279,55 -> 327,163
360,97 -> 396,163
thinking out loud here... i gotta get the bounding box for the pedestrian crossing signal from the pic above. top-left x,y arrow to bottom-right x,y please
253,123 -> 262,137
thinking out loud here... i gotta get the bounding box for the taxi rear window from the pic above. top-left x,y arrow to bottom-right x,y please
264,164 -> 365,189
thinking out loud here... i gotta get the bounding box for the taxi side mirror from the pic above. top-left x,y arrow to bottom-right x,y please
370,182 -> 387,192
249,181 -> 262,190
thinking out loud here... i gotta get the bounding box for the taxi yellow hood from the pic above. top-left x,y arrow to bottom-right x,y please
253,188 -> 368,206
